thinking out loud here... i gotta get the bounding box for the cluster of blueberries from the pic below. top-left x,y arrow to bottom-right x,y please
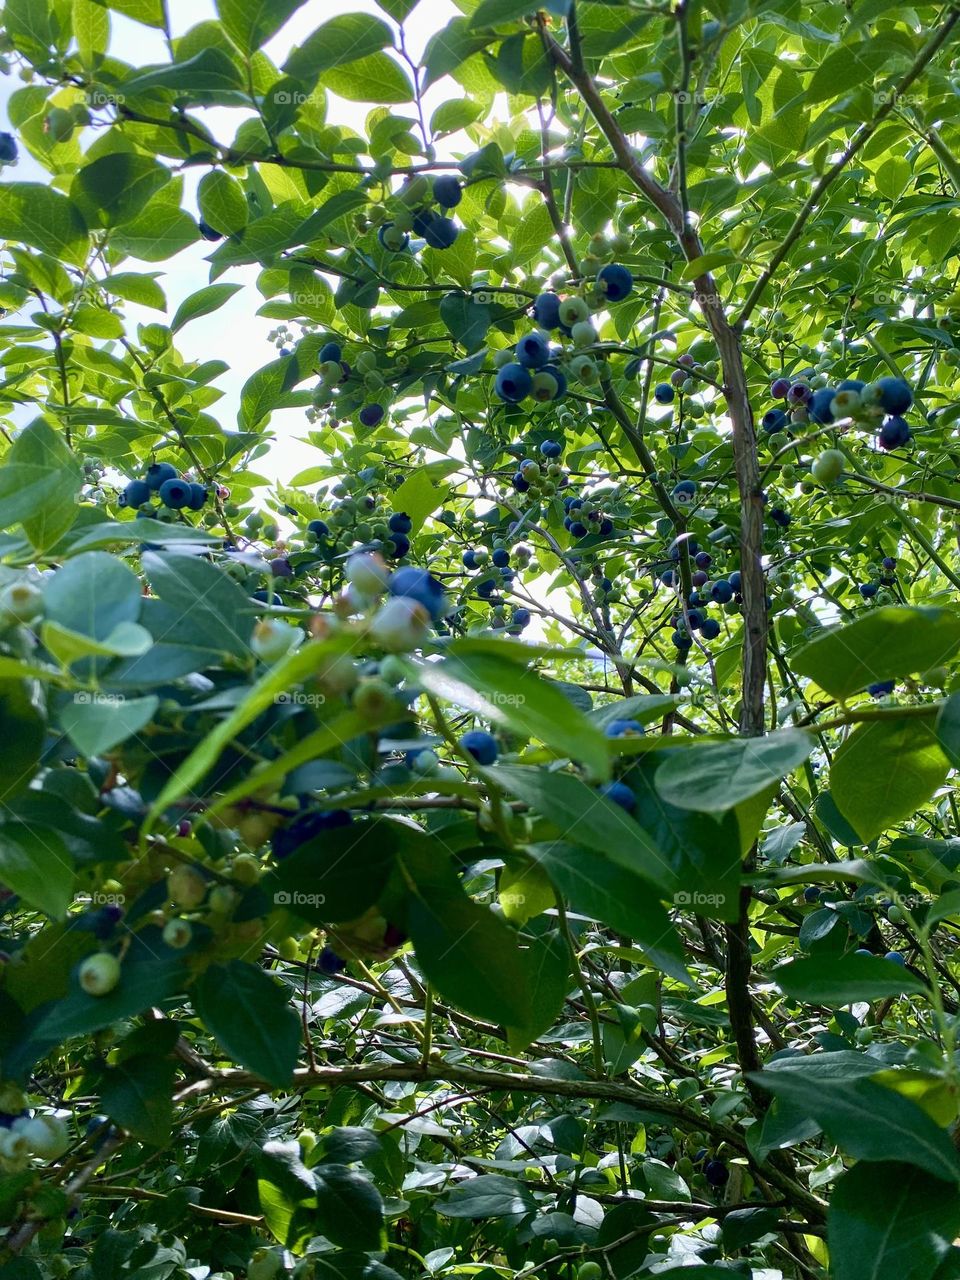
118,461 -> 209,513
316,339 -> 388,431
512,437 -> 566,494
760,373 -> 914,451
659,545 -> 740,648
378,174 -> 463,253
461,542 -> 532,630
494,265 -> 634,405
562,494 -> 616,540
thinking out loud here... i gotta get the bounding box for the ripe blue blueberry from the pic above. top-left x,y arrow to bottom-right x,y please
516,331 -> 550,369
654,383 -> 675,404
308,519 -> 329,538
198,218 -> 223,241
533,293 -> 562,329
0,133 -> 19,164
701,618 -> 721,640
875,376 -> 912,415
884,950 -> 905,965
388,533 -> 410,558
512,607 -> 531,628
319,341 -> 342,365
271,557 -> 293,579
728,571 -> 741,591
854,947 -> 873,957
600,780 -> 636,810
495,363 -> 533,403
771,377 -> 790,398
272,808 -> 353,859
569,521 -> 588,538
803,885 -> 820,902
186,482 -> 208,511
389,512 -> 413,534
461,729 -> 498,765
692,570 -> 708,588
598,517 -> 614,536
253,588 -> 283,605
808,387 -> 838,424
513,472 -> 530,492
762,408 -> 788,433
389,566 -> 447,620
868,680 -> 895,696
318,946 -> 347,975
672,479 -> 696,502
770,507 -> 791,529
605,719 -> 644,737
490,549 -> 510,569
540,439 -> 563,458
413,208 -> 458,249
121,479 -> 152,508
687,608 -> 705,631
711,579 -> 734,604
432,174 -> 463,208
878,415 -> 910,449
837,378 -> 865,392
660,569 -> 676,587
158,477 -> 191,508
360,403 -> 385,427
705,1160 -> 729,1188
463,550 -> 480,569
695,551 -> 712,570
597,263 -> 633,302
858,582 -> 878,599
882,556 -> 897,571
672,630 -> 693,650
144,461 -> 178,490
476,577 -> 496,598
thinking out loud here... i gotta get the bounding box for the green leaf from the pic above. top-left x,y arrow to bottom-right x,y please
588,695 -> 679,729
142,552 -> 254,659
216,0 -> 308,53
388,466 -> 447,533
0,184 -> 89,266
101,271 -> 166,310
0,418 -> 83,552
439,292 -> 493,352
99,1054 -> 176,1146
321,52 -> 412,103
493,765 -> 675,894
171,283 -> 243,332
773,954 -> 929,1004
121,47 -> 245,96
411,649 -> 609,778
59,694 -> 159,757
437,1173 -> 537,1221
42,551 -> 142,642
793,608 -> 960,700
72,155 -> 170,228
934,693 -> 960,769
90,0 -> 165,25
42,620 -> 152,668
510,200 -> 554,270
193,961 -> 300,1087
828,1162 -> 960,1280
749,1072 -> 960,1183
0,824 -> 74,919
284,13 -> 394,81
313,1165 -> 385,1251
654,730 -> 814,811
527,841 -> 691,984
197,171 -> 248,236
470,0 -> 537,28
401,842 -> 542,1029
268,818 -> 404,924
0,681 -> 45,808
831,716 -> 950,843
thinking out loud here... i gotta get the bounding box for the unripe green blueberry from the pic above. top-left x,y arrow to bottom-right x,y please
0,581 -> 42,625
398,175 -> 429,206
558,296 -> 590,327
570,354 -> 598,384
208,885 -> 238,915
887,904 -> 903,924
252,618 -> 301,663
162,918 -> 193,949
167,865 -> 207,909
78,952 -> 121,996
570,320 -> 597,348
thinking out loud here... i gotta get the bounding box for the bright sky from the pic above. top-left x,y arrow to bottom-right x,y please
0,0 -> 460,480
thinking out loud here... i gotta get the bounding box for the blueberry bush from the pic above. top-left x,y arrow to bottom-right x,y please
1,0 -> 960,1276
